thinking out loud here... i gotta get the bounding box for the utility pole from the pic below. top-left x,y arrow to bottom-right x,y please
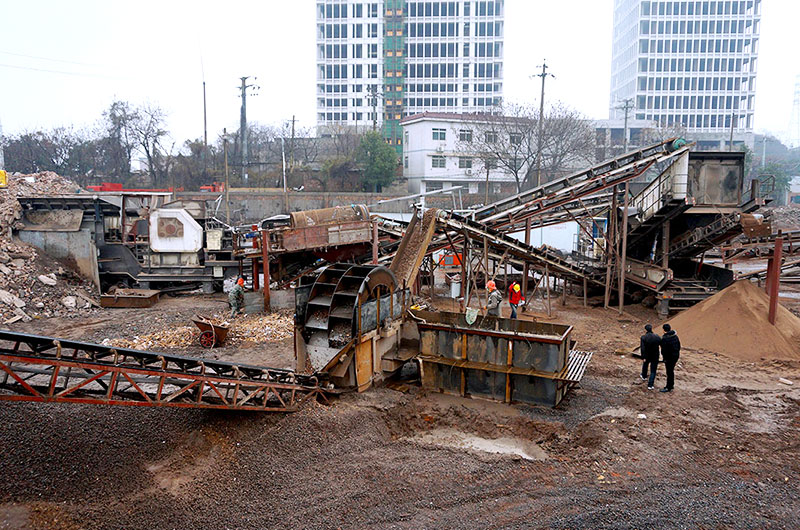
615,97 -> 634,314
368,85 -> 380,132
290,115 -> 296,174
202,80 -> 208,180
617,98 -> 635,152
223,128 -> 231,224
534,61 -> 555,189
238,76 -> 259,183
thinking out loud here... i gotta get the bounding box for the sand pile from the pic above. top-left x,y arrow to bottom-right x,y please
666,280 -> 800,360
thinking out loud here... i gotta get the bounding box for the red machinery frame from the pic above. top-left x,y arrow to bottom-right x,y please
0,331 -> 325,412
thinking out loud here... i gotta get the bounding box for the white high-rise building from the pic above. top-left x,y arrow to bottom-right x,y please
315,1 -> 504,149
609,0 -> 761,148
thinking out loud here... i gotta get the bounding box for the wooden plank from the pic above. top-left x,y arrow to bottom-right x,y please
557,350 -> 593,383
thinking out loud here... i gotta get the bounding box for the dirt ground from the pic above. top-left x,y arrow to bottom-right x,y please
1,290 -> 799,529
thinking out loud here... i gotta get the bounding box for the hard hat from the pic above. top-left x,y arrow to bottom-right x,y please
486,280 -> 496,291
513,284 -> 520,292
237,278 -> 245,286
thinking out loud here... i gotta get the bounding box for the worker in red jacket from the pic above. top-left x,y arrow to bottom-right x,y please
508,281 -> 525,319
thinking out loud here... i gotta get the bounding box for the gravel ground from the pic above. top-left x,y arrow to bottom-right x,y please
1,293 -> 799,529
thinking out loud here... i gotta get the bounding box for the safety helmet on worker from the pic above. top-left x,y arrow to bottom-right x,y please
513,284 -> 521,292
486,280 -> 496,291
237,277 -> 245,286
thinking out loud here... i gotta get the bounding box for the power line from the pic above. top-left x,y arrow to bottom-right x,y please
0,49 -> 99,67
0,62 -> 128,80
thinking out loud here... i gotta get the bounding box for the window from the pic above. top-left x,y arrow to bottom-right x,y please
485,157 -> 498,170
485,131 -> 497,143
432,128 -> 446,140
458,129 -> 472,142
469,182 -> 479,194
403,156 -> 409,169
509,132 -> 522,145
458,157 -> 472,169
432,156 -> 446,168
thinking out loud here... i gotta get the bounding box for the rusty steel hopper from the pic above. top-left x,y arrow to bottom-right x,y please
412,309 -> 591,407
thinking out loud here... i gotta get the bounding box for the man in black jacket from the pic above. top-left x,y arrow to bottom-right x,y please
640,324 -> 661,389
660,323 -> 681,392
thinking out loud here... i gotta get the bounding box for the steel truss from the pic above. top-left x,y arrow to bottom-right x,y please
0,331 -> 325,412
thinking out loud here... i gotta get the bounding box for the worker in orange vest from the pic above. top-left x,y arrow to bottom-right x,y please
508,281 -> 525,319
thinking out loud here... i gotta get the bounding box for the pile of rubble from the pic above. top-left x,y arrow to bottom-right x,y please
765,206 -> 800,231
0,171 -> 81,234
0,172 -> 98,323
106,310 -> 295,350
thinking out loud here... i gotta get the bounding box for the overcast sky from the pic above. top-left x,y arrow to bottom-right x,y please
0,0 -> 797,148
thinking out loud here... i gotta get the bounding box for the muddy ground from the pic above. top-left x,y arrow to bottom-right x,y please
1,292 -> 799,529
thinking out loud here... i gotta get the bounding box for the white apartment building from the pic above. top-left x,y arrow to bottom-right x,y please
609,0 -> 761,148
316,1 -> 504,149
401,112 -> 520,200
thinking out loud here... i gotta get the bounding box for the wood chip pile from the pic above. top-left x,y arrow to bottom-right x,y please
106,310 -> 295,350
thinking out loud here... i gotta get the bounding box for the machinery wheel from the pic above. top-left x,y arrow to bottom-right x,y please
199,330 -> 216,348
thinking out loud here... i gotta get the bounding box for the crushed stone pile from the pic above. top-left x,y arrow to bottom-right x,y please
105,310 -> 294,350
666,280 -> 800,361
0,172 -> 97,323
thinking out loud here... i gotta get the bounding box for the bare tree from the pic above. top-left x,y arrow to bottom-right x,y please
127,104 -> 170,186
639,120 -> 687,146
535,102 -> 595,184
455,103 -> 595,193
454,105 -> 536,194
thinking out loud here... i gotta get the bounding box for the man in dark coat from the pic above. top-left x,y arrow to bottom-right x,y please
660,323 -> 681,392
639,324 -> 661,389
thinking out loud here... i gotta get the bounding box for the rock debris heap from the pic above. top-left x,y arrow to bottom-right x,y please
0,172 -> 99,324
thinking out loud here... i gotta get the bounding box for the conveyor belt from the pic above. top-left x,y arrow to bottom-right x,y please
0,330 -> 325,412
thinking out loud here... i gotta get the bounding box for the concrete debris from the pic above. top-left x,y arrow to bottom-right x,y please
0,289 -> 26,308
61,296 -> 77,309
0,171 -> 99,321
778,378 -> 794,386
38,274 -> 57,286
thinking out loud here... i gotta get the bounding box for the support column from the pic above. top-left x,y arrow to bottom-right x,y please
583,277 -> 588,307
661,220 -> 670,269
459,237 -> 467,312
545,265 -> 551,317
618,183 -> 629,314
768,238 -> 783,325
252,258 -> 259,291
261,229 -> 270,312
604,191 -> 617,308
523,218 -> 531,307
371,220 -> 379,265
